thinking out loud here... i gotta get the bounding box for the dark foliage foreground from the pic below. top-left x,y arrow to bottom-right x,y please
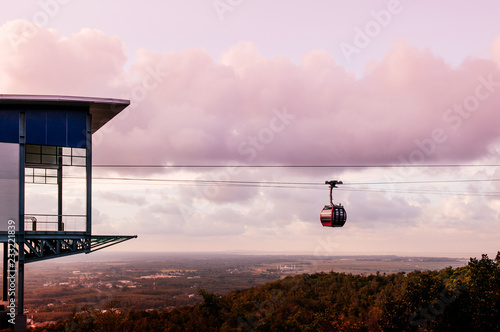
29,252 -> 500,331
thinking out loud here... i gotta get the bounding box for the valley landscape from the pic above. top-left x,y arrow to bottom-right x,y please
23,252 -> 468,327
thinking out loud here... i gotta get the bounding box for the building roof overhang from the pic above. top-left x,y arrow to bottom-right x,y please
0,94 -> 130,133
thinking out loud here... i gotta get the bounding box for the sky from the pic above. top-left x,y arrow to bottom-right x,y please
2,0 -> 500,257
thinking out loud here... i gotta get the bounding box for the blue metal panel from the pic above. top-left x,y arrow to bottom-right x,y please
47,110 -> 67,146
25,109 -> 87,148
67,111 -> 87,148
0,110 -> 20,143
26,111 -> 47,145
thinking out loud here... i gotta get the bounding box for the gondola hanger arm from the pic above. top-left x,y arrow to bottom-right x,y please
325,180 -> 342,206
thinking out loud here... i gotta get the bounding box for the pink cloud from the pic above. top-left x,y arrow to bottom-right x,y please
0,20 -> 127,97
101,40 -> 500,168
492,34 -> 500,69
2,21 -> 500,170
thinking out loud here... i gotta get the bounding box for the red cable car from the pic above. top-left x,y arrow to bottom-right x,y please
320,180 -> 347,227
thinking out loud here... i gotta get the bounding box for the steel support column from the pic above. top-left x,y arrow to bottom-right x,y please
17,112 -> 25,322
2,243 -> 6,301
86,114 -> 92,239
57,147 -> 63,232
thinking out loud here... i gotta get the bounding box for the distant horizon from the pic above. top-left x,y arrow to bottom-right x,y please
34,249 -> 496,265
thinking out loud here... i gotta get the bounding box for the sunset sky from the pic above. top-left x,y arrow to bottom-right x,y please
2,1 -> 500,257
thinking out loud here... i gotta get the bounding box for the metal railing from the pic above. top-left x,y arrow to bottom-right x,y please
24,214 -> 86,232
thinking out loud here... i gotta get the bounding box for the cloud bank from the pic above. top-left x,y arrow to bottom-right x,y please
1,20 -> 500,170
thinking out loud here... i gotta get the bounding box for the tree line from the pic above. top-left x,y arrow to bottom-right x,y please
28,252 -> 500,331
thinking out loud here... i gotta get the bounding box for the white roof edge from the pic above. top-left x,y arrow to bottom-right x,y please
0,94 -> 130,106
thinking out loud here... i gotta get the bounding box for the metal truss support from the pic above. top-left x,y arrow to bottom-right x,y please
1,233 -> 138,263
90,236 -> 138,253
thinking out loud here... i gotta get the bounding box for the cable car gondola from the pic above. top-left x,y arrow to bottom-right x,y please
320,180 -> 347,227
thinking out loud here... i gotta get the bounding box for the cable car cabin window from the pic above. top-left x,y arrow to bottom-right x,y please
320,204 -> 346,227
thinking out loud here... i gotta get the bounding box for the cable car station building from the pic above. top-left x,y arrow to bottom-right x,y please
0,95 -> 137,331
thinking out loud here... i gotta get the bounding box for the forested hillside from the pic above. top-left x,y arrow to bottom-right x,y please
29,253 -> 500,331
